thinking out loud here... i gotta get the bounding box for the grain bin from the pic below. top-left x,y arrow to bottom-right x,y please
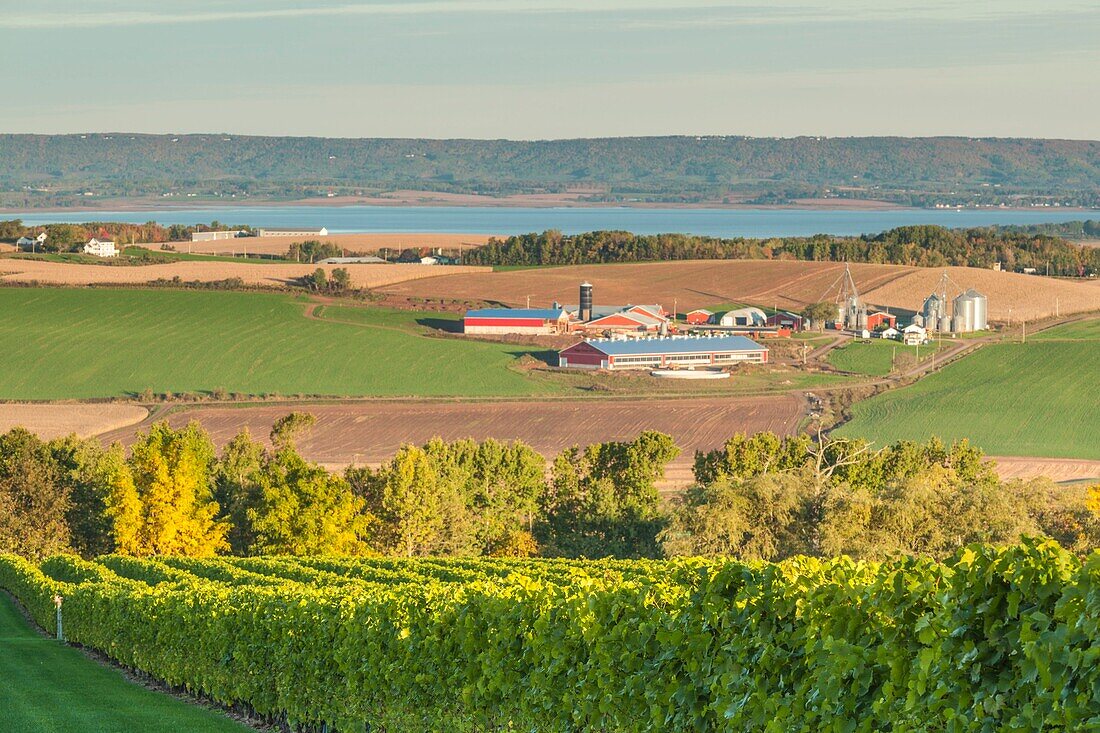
579,282 -> 593,322
952,288 -> 988,332
922,293 -> 946,329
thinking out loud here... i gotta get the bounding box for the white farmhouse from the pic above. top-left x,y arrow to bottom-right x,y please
16,233 -> 47,250
902,323 -> 928,345
83,238 -> 119,258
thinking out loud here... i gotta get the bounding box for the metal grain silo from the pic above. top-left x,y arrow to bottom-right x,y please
922,293 -> 945,330
952,289 -> 987,332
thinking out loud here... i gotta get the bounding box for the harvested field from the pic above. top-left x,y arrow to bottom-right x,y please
990,456 -> 1100,484
862,266 -> 1100,321
381,261 -> 910,312
0,259 -> 488,288
0,403 -> 148,439
97,396 -> 806,488
379,260 -> 1100,321
165,232 -> 497,256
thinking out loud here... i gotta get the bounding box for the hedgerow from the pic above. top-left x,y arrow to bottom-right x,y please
2,540 -> 1099,731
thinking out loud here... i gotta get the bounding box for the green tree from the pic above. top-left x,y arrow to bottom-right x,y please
0,429 -> 71,558
360,446 -> 447,556
214,428 -> 267,554
270,411 -> 317,451
801,301 -> 838,330
330,267 -> 351,292
49,435 -> 122,557
246,448 -> 369,555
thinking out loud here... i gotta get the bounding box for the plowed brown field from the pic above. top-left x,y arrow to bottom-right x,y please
167,232 -> 497,256
0,260 -> 489,288
97,396 -> 806,488
379,260 -> 1100,321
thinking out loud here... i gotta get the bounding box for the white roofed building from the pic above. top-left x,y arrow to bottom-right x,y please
82,238 -> 118,258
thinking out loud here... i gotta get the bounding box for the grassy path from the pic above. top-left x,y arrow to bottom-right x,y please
0,594 -> 249,733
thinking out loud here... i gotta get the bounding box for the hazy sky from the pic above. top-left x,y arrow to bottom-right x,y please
2,0 -> 1098,139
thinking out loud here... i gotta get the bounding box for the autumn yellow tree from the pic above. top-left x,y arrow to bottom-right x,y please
107,421 -> 228,557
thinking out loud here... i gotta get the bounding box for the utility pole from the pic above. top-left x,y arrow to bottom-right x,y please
1022,319 -> 1026,344
802,342 -> 808,365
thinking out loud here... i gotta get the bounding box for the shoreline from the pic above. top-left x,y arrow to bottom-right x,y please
8,195 -> 1096,216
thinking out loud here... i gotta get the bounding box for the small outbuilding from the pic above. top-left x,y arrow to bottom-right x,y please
685,309 -> 713,325
766,311 -> 804,331
719,307 -> 768,328
866,311 -> 897,330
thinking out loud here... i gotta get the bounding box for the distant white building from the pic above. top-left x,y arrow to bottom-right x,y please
902,323 -> 928,345
16,233 -> 47,250
719,307 -> 768,328
256,227 -> 328,237
191,230 -> 244,242
419,256 -> 439,265
82,238 -> 118,258
879,326 -> 900,339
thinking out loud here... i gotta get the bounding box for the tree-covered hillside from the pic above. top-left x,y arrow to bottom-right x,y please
2,134 -> 1098,207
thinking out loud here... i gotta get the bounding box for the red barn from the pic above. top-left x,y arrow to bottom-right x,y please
463,308 -> 570,335
866,311 -> 897,330
766,311 -> 804,331
685,309 -> 713,325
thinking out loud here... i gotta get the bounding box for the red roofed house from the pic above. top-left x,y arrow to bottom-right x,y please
685,309 -> 713,325
866,311 -> 897,330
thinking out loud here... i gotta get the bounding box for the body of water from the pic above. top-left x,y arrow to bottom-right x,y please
9,205 -> 1094,238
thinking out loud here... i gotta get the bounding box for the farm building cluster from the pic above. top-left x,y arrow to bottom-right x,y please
461,268 -> 991,372
819,266 -> 988,345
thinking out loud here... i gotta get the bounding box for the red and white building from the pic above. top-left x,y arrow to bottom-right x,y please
559,334 -> 768,371
463,308 -> 570,335
866,311 -> 897,330
766,311 -> 804,331
685,309 -> 713,325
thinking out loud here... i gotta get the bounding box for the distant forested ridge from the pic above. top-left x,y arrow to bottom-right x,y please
464,226 -> 1100,277
1,134 -> 1098,208
991,220 -> 1100,240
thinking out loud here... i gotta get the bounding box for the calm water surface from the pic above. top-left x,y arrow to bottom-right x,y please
11,206 -> 1094,238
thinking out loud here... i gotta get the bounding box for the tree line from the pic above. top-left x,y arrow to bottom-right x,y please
0,219 -> 253,251
461,225 -> 1100,277
1,416 -> 1096,562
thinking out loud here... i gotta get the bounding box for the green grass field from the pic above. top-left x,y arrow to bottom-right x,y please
827,339 -> 950,376
1030,318 -> 1100,341
0,289 -> 550,399
836,320 -> 1100,458
0,289 -> 849,400
0,594 -> 248,732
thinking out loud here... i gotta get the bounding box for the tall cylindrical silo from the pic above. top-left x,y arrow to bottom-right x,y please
579,282 -> 593,321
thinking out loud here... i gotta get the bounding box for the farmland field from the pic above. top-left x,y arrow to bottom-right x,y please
3,545 -> 1097,732
836,320 -> 1100,458
380,259 -> 1100,321
0,288 -> 848,401
96,395 -> 807,487
826,338 -> 951,376
0,258 -> 488,288
0,289 -> 546,400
